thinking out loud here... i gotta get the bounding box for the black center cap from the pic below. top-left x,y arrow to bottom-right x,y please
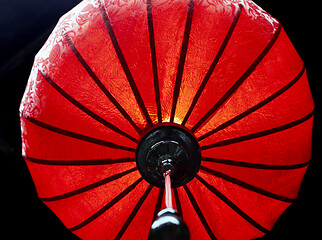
136,125 -> 201,188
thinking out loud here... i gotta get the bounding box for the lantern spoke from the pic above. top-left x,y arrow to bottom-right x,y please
195,174 -> 270,234
170,0 -> 195,123
201,157 -> 310,170
38,69 -> 138,143
98,1 -> 153,126
22,113 -> 136,152
197,65 -> 306,142
200,166 -> 294,202
200,110 -> 314,150
115,185 -> 153,240
190,23 -> 282,133
63,33 -> 143,136
147,0 -> 162,123
39,167 -> 137,202
181,4 -> 243,126
151,188 -> 164,223
24,155 -> 135,166
69,177 -> 143,232
183,185 -> 217,239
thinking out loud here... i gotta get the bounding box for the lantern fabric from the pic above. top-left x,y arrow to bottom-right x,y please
20,0 -> 314,239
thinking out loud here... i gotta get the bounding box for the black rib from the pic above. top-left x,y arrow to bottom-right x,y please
191,23 -> 282,133
201,110 -> 314,150
183,185 -> 216,239
98,1 -> 152,126
200,166 -> 294,202
69,177 -> 143,232
115,185 -> 153,240
182,4 -> 243,126
196,174 -> 269,233
63,33 -> 142,136
152,188 -> 164,223
38,69 -> 138,143
40,167 -> 137,202
147,0 -> 162,123
170,0 -> 194,123
198,65 -> 306,141
173,188 -> 182,216
24,155 -> 135,166
22,113 -> 135,152
202,157 -> 310,170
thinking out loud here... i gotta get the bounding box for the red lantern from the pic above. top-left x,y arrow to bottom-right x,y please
20,0 -> 314,239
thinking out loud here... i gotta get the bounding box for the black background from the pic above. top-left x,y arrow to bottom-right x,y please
2,0 -> 320,239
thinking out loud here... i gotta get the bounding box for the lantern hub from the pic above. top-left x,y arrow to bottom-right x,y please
136,126 -> 201,188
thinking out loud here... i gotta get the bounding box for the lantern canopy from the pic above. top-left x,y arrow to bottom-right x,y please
20,0 -> 314,239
